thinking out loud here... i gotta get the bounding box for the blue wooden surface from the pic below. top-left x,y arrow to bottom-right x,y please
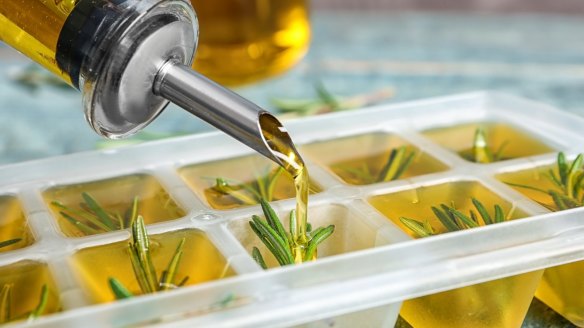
0,12 -> 583,326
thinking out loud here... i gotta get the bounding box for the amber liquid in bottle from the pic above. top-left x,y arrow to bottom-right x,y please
0,0 -> 77,84
191,0 -> 310,86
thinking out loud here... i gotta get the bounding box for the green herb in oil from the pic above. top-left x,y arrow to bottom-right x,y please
51,193 -> 139,235
211,167 -> 285,206
400,198 -> 510,238
506,152 -> 584,211
0,238 -> 21,250
249,199 -> 334,268
108,216 -> 188,300
333,146 -> 416,184
0,284 -> 49,323
462,127 -> 509,163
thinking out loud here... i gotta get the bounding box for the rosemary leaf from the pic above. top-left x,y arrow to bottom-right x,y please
393,151 -> 416,181
27,284 -> 48,320
260,199 -> 289,248
472,127 -> 492,163
249,220 -> 287,266
251,216 -> 294,265
303,225 -> 335,262
130,196 -> 139,226
399,217 -> 434,238
0,238 -> 22,249
558,152 -> 568,185
377,148 -> 402,182
315,82 -> 340,109
252,247 -> 268,270
53,201 -> 111,232
129,242 -> 154,294
449,208 -> 479,229
82,192 -> 117,230
131,216 -> 158,292
472,198 -> 492,225
431,206 -> 460,232
58,211 -> 101,235
214,178 -> 260,205
250,201 -> 335,268
159,238 -> 186,291
494,204 -> 505,223
108,278 -> 134,300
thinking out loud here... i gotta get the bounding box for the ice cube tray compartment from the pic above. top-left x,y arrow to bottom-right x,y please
2,92 -> 584,327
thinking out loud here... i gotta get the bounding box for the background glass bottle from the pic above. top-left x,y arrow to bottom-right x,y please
191,0 -> 310,86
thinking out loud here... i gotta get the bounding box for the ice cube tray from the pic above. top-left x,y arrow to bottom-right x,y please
3,92 -> 584,328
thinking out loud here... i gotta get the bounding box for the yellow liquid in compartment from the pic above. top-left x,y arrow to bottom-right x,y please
499,165 -> 584,326
401,272 -> 543,328
423,122 -> 554,162
0,260 -> 61,322
180,154 -> 321,210
330,150 -> 447,186
368,182 -> 541,327
44,174 -> 185,237
0,0 -> 75,83
536,262 -> 584,326
71,229 -> 234,303
301,132 -> 448,186
497,164 -> 561,211
0,196 -> 34,252
368,180 -> 526,237
191,0 -> 310,86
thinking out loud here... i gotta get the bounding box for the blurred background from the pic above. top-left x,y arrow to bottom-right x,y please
0,0 -> 584,166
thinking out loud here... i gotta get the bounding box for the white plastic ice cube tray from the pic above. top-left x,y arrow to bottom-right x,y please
3,92 -> 584,328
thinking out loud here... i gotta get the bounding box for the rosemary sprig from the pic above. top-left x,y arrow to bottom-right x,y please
463,127 -> 509,163
51,193 -> 139,235
108,216 -> 189,300
506,152 -> 584,211
0,284 -> 50,323
400,198 -> 508,238
272,82 -> 393,118
0,238 -> 22,249
250,199 -> 334,268
211,167 -> 285,206
333,146 -> 416,184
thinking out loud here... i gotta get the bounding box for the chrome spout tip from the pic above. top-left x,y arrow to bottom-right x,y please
257,112 -> 304,171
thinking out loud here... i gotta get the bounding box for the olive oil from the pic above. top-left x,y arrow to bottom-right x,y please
0,196 -> 34,252
536,262 -> 584,326
71,229 -> 234,303
0,0 -> 76,83
497,165 -> 559,210
0,260 -> 61,322
423,122 -> 554,162
368,181 -> 526,238
330,150 -> 446,186
180,155 -> 321,210
44,174 -> 185,237
368,181 -> 541,327
191,0 -> 310,85
301,133 -> 447,186
401,271 -> 543,328
259,114 -> 309,263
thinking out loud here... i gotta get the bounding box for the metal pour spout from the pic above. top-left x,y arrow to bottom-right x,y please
153,60 -> 289,166
74,0 -> 293,167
